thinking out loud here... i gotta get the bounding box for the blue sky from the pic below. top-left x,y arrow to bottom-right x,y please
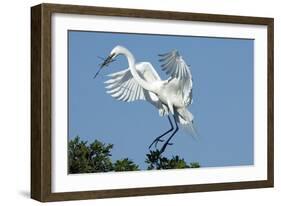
68,30 -> 254,169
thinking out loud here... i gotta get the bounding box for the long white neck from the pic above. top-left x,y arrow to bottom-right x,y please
119,47 -> 155,92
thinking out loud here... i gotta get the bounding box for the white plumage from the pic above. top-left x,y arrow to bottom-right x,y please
104,62 -> 169,117
100,45 -> 195,153
159,50 -> 193,107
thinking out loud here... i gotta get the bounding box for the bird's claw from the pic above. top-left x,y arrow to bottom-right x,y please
159,141 -> 174,154
154,139 -> 165,148
149,137 -> 164,149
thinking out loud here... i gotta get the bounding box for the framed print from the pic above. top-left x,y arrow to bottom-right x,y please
31,3 -> 274,202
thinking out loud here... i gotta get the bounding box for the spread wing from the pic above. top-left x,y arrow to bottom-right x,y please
159,50 -> 193,106
104,62 -> 161,103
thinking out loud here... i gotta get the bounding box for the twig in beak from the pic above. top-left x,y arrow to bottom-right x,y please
93,54 -> 116,79
93,67 -> 102,79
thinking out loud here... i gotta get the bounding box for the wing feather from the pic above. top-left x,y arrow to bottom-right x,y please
159,50 -> 193,106
104,62 -> 161,103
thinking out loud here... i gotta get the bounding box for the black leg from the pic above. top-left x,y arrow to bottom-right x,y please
159,116 -> 179,154
149,116 -> 174,149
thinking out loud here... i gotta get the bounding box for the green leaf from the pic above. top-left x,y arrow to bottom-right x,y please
114,158 -> 139,171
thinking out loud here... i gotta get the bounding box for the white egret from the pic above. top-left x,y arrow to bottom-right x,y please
97,45 -> 196,153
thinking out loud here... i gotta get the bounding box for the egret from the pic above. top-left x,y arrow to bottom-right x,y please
96,45 -> 196,154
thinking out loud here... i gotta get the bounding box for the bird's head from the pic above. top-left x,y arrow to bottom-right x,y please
94,45 -> 125,79
102,45 -> 125,68
109,45 -> 125,58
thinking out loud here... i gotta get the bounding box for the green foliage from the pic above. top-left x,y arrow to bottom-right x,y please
145,150 -> 200,170
168,156 -> 189,169
68,136 -> 138,173
68,136 -> 114,173
188,162 -> 200,168
88,139 -> 114,172
114,158 -> 139,172
68,136 -> 200,174
68,136 -> 93,173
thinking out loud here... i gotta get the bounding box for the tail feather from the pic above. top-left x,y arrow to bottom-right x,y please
175,107 -> 198,139
181,122 -> 198,140
174,107 -> 193,124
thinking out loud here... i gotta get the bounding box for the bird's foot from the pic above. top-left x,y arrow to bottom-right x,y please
149,137 -> 165,149
159,141 -> 173,154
